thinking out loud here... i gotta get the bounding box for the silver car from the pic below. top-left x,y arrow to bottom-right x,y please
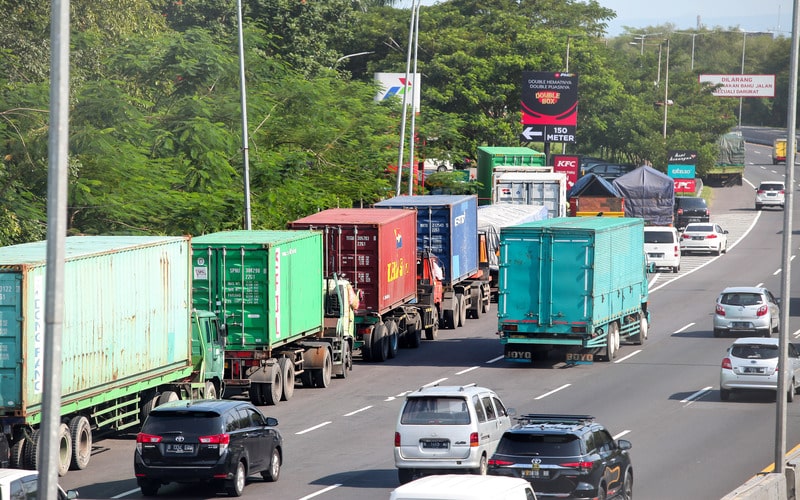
713,286 -> 780,338
754,181 -> 785,210
720,337 -> 800,401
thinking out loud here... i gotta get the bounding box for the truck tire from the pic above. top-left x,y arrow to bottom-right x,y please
481,289 -> 490,314
456,294 -> 467,327
69,415 -> 92,470
279,357 -> 296,399
300,371 -> 314,388
56,423 -> 72,477
205,381 -> 218,400
264,365 -> 284,406
249,383 -> 267,405
632,314 -> 648,345
425,320 -> 439,341
335,341 -> 351,379
387,321 -> 399,359
372,324 -> 389,362
158,390 -> 179,406
469,289 -> 481,319
312,349 -> 333,388
24,429 -> 40,470
10,438 -> 25,469
407,317 -> 422,348
605,330 -> 617,362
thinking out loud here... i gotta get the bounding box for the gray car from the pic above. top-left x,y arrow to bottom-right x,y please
720,337 -> 800,401
713,286 -> 780,338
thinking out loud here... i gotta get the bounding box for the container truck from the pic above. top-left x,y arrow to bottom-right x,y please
191,230 -> 356,407
374,195 -> 491,330
497,217 -> 649,364
289,209 -> 438,362
476,146 -> 548,205
704,131 -> 745,186
0,236 -> 225,475
492,171 -> 568,217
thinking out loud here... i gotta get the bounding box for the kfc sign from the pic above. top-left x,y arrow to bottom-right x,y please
552,154 -> 578,190
674,178 -> 696,194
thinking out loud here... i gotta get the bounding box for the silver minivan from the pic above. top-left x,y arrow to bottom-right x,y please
394,384 -> 514,484
643,226 -> 681,273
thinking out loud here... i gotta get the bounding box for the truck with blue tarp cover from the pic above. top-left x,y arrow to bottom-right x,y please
0,236 -> 225,476
374,195 -> 491,330
497,217 -> 650,363
191,230 -> 357,407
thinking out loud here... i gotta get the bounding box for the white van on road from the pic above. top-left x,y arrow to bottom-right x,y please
643,226 -> 681,273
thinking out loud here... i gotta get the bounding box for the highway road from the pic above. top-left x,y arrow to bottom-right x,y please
58,140 -> 800,499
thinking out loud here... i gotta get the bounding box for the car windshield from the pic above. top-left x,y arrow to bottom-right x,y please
720,292 -> 763,306
400,396 -> 471,425
644,231 -> 674,243
686,225 -> 713,232
731,344 -> 779,360
760,183 -> 783,191
677,198 -> 706,208
495,433 -> 582,456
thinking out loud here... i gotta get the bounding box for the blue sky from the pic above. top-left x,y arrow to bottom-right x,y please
396,0 -> 793,37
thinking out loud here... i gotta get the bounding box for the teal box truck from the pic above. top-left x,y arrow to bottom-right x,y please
0,236 -> 225,475
191,230 -> 356,407
497,217 -> 649,363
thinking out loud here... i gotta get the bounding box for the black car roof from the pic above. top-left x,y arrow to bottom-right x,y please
150,399 -> 254,415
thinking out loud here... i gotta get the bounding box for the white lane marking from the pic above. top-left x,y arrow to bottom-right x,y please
793,328 -> 800,339
423,378 -> 448,388
681,386 -> 713,404
343,406 -> 373,417
773,269 -> 781,276
534,384 -> 571,400
111,488 -> 140,498
614,430 -> 631,439
615,350 -> 642,363
298,484 -> 343,500
674,323 -> 695,334
757,282 -> 764,287
296,421 -> 332,435
456,366 -> 480,375
486,355 -> 504,364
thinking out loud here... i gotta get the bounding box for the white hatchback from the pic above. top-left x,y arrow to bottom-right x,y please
720,337 -> 800,401
755,181 -> 785,210
643,226 -> 681,273
394,384 -> 514,484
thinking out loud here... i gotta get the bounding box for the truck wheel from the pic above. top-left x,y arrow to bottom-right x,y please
481,289 -> 491,314
69,416 -> 92,470
312,348 -> 333,388
299,371 -> 314,388
24,429 -> 40,470
279,357 -> 296,399
264,365 -> 283,405
141,392 -> 160,423
407,317 -> 422,348
204,381 -> 218,400
632,314 -> 648,345
10,438 -> 25,469
157,390 -> 179,406
425,320 -> 439,341
56,423 -> 72,477
470,289 -> 481,319
457,294 -> 467,327
335,342 -> 351,379
249,383 -> 267,405
372,324 -> 389,362
387,321 -> 399,359
605,331 -> 617,361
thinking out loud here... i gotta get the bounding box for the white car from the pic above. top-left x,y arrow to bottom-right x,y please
394,384 -> 514,484
0,469 -> 77,500
643,226 -> 681,273
755,181 -> 785,210
680,223 -> 728,255
720,337 -> 800,401
390,474 -> 537,500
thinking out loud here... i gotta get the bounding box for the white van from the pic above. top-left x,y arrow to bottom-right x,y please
394,384 -> 513,484
389,474 -> 537,500
643,226 -> 681,273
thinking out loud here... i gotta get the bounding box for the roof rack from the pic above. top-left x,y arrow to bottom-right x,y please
459,383 -> 477,391
516,414 -> 595,426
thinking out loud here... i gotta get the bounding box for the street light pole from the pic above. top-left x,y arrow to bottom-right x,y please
739,32 -> 747,128
663,38 -> 670,139
395,0 -> 420,197
329,51 -> 375,70
236,0 -> 251,230
407,2 -> 421,195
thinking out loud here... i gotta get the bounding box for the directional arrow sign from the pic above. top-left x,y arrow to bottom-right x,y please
521,125 -> 544,141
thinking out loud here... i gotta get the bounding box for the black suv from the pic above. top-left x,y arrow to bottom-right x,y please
134,399 -> 283,497
487,414 -> 632,499
674,196 -> 709,229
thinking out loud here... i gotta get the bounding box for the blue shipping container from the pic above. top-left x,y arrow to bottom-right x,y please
374,195 -> 478,286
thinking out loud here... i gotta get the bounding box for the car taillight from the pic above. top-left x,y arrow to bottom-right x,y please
561,461 -> 593,472
677,208 -> 684,215
488,458 -> 514,466
135,433 -> 162,454
722,357 -> 732,369
757,305 -> 768,317
395,432 -> 401,447
199,433 -> 230,456
681,234 -> 690,240
780,190 -> 785,194
757,190 -> 765,194
706,234 -> 717,239
716,304 -> 725,316
673,246 -> 680,256
470,432 -> 479,447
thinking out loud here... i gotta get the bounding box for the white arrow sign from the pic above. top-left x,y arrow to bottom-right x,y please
521,126 -> 543,141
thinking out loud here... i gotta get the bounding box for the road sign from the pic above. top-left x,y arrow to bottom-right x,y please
521,125 -> 576,143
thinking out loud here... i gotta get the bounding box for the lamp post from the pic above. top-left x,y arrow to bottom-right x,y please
236,0 -> 251,230
395,0 -> 421,197
329,51 -> 375,70
663,38 -> 670,139
673,31 -> 714,71
633,32 -> 663,55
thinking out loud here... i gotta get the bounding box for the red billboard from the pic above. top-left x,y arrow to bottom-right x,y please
552,154 -> 579,191
674,178 -> 696,194
521,72 -> 578,126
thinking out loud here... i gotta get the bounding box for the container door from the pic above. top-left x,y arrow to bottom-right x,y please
0,272 -> 23,410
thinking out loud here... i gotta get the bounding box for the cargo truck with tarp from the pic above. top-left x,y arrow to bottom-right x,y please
289,209 -> 438,362
497,217 -> 650,364
374,195 -> 491,330
704,131 -> 745,186
476,146 -> 548,206
0,236 -> 225,476
191,230 -> 356,407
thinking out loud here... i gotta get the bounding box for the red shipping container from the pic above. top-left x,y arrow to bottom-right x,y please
289,208 -> 418,316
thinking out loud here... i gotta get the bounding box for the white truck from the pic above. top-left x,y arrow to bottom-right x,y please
491,170 -> 568,217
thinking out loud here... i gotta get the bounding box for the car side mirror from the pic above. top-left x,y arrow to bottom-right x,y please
266,416 -> 279,427
618,439 -> 632,450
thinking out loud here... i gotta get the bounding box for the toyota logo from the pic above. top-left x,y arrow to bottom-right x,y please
175,436 -> 185,442
530,458 -> 541,465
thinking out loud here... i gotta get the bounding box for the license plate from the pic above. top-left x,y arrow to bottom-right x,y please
647,253 -> 663,258
692,236 -> 704,240
522,469 -> 549,478
421,440 -> 449,449
731,321 -> 751,328
743,367 -> 765,374
166,443 -> 195,454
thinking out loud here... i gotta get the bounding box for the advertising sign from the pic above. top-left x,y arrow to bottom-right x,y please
375,72 -> 421,112
552,154 -> 579,190
520,71 -> 578,143
674,178 -> 697,194
698,74 -> 776,98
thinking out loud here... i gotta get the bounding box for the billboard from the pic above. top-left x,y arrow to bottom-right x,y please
375,72 -> 421,112
699,74 -> 776,98
520,71 -> 578,143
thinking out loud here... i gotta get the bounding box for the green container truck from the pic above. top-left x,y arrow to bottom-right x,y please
704,131 -> 745,186
476,146 -> 548,205
497,217 -> 650,364
191,230 -> 356,407
0,236 -> 225,475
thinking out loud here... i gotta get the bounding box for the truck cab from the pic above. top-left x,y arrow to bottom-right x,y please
190,310 -> 226,398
